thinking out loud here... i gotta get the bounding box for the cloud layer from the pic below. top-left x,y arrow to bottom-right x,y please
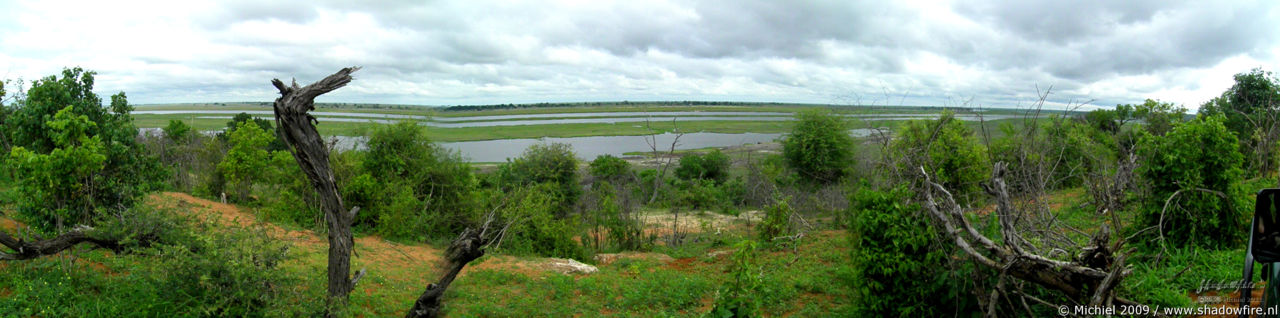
1,0 -> 1277,110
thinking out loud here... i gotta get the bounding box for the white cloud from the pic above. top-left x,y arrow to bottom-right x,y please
0,0 -> 1276,110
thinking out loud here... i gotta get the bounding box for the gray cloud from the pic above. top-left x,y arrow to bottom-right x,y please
0,0 -> 1276,110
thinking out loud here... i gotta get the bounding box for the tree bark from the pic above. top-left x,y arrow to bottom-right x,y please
0,226 -> 122,261
405,227 -> 488,318
270,67 -> 360,310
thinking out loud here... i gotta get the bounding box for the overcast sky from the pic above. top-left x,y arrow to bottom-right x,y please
1,0 -> 1277,110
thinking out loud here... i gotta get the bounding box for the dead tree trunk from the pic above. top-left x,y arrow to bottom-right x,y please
0,226 -> 122,261
405,211 -> 509,318
920,163 -> 1147,311
270,67 -> 361,309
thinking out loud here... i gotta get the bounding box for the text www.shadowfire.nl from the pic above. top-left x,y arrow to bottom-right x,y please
1059,305 -> 1279,316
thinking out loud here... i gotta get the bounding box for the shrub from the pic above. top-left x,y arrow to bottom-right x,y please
217,121 -> 272,202
848,187 -> 972,316
1136,115 -> 1247,248
707,240 -> 763,318
781,110 -> 855,184
7,107 -> 109,230
676,150 -> 731,184
4,68 -> 162,230
589,154 -> 633,183
893,111 -> 989,203
499,143 -> 580,216
362,122 -> 477,239
491,184 -> 589,260
757,199 -> 792,245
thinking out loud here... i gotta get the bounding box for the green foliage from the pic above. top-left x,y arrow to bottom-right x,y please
8,106 -> 109,230
499,143 -> 580,216
217,121 -> 272,202
489,184 -> 589,260
589,154 -> 633,182
893,112 -> 989,202
220,112 -> 285,151
757,199 -> 792,245
676,150 -> 731,184
358,122 -> 477,239
163,119 -> 192,144
1083,108 -> 1121,134
1045,118 -> 1116,188
1136,115 -> 1246,248
584,181 -> 652,252
707,240 -> 763,318
3,68 -> 162,228
781,110 -> 854,184
848,186 -> 972,316
1201,68 -> 1280,176
1122,99 -> 1187,136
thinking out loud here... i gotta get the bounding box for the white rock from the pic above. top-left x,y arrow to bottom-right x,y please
546,258 -> 598,274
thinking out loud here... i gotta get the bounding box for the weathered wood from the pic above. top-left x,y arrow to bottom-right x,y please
405,210 -> 509,318
920,163 -> 1136,304
270,67 -> 360,309
0,226 -> 121,261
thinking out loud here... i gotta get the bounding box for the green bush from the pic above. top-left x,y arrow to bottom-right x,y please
589,154 -> 633,183
782,110 -> 855,184
361,122 -> 477,239
218,121 -> 272,202
707,240 -> 763,318
491,184 -> 589,260
4,68 -> 162,230
893,111 -> 989,202
676,150 -> 730,184
499,143 -> 580,216
1136,115 -> 1247,248
757,199 -> 792,244
848,187 -> 973,316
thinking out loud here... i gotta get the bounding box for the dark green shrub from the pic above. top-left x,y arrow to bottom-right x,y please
362,122 -> 477,239
781,110 -> 855,184
893,112 -> 989,203
848,187 -> 972,316
4,68 -> 162,230
1136,115 -> 1247,248
676,150 -> 730,184
491,184 -> 589,260
589,154 -> 633,183
499,143 -> 580,216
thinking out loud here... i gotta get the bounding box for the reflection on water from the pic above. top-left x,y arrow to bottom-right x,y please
185,113 -> 1015,128
328,129 -> 879,162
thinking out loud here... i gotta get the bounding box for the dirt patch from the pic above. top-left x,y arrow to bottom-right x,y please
641,210 -> 761,236
593,252 -> 675,266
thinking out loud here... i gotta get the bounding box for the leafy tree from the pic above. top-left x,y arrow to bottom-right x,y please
781,110 -> 854,184
220,112 -> 286,151
676,149 -> 731,184
1200,68 -> 1280,176
7,106 -> 108,230
357,122 -> 477,239
848,186 -> 974,316
218,121 -> 272,202
589,154 -> 633,183
499,143 -> 580,216
163,119 -> 192,144
893,112 -> 989,202
1121,99 -> 1186,136
3,68 -> 161,226
1136,115 -> 1246,248
1083,108 -> 1120,134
